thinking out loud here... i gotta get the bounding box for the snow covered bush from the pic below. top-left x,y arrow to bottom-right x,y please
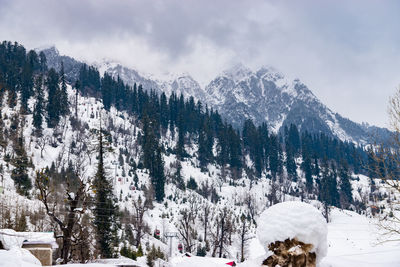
257,201 -> 327,266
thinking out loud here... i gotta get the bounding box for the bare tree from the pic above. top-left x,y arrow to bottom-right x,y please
132,195 -> 150,247
35,169 -> 90,264
244,193 -> 258,223
238,214 -> 252,262
187,193 -> 200,224
210,207 -> 235,258
367,87 -> 400,243
177,208 -> 196,253
36,134 -> 50,158
200,203 -> 211,245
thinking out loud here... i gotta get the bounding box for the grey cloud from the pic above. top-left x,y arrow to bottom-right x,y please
0,0 -> 399,127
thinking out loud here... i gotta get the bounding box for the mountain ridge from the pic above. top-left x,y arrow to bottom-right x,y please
39,46 -> 391,144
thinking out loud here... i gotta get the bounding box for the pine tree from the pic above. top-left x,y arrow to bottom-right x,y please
152,146 -> 166,202
174,161 -> 185,190
268,134 -> 280,179
33,75 -> 44,134
93,121 -> 117,258
319,160 -> 331,222
176,113 -> 185,159
11,130 -> 32,196
59,62 -> 69,116
20,61 -> 34,114
141,113 -> 165,202
46,68 -> 60,128
339,163 -> 353,208
302,155 -> 313,192
39,51 -> 47,73
198,119 -> 213,170
285,148 -> 297,181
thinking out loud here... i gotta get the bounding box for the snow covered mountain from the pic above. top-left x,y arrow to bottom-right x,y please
98,61 -> 207,102
40,47 -> 390,144
39,46 -> 82,82
206,64 -> 391,144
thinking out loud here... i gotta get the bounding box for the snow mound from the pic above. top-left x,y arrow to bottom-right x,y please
0,247 -> 42,266
0,229 -> 25,249
257,201 -> 327,262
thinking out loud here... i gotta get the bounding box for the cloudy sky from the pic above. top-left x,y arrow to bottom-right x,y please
0,0 -> 399,127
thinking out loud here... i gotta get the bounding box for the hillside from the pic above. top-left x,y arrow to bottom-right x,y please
0,40 -> 398,266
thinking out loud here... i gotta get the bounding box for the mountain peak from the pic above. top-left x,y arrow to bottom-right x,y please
222,63 -> 253,82
35,44 -> 58,54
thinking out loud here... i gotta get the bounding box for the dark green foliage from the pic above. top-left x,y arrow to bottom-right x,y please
137,245 -> 144,257
11,134 -> 32,196
141,113 -> 165,202
120,244 -> 137,260
319,161 -> 340,208
33,75 -> 44,133
302,155 -> 313,192
196,245 -> 207,256
284,125 -> 299,181
79,63 -> 100,95
174,161 -> 186,190
339,163 -> 353,208
146,245 -> 165,267
93,126 -> 117,258
198,118 -> 213,170
187,177 -> 198,190
268,134 -> 282,179
46,68 -> 60,127
39,51 -> 47,72
59,62 -> 69,116
243,120 -> 263,177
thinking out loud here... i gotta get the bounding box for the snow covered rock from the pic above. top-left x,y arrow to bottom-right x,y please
257,201 -> 327,266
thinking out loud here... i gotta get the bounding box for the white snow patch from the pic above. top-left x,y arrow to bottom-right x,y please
257,201 -> 328,262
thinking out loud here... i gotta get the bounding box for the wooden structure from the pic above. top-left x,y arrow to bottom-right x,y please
22,242 -> 53,266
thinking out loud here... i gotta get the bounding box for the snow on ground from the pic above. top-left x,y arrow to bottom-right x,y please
171,255 -> 236,267
0,248 -> 41,267
321,208 -> 400,267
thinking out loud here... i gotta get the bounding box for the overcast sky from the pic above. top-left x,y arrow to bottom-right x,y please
1,0 -> 399,127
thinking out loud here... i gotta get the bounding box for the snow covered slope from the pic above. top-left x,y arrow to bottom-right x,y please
321,208 -> 400,267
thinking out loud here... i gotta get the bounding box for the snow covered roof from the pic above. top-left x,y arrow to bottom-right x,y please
0,229 -> 58,250
257,201 -> 328,263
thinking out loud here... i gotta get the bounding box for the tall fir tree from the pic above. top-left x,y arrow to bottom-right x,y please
302,155 -> 313,193
152,146 -> 166,202
93,120 -> 117,258
59,62 -> 69,116
339,163 -> 353,208
46,68 -> 60,128
33,74 -> 44,134
39,51 -> 47,72
11,129 -> 32,196
141,113 -> 165,202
